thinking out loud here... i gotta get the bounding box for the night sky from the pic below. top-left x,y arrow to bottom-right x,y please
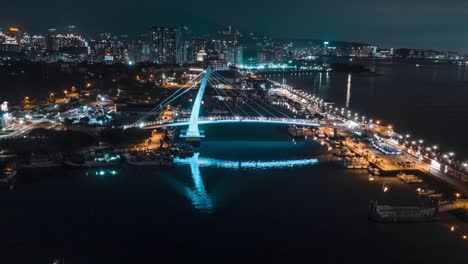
2,0 -> 468,51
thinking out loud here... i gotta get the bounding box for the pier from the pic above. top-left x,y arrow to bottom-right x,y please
343,138 -> 468,197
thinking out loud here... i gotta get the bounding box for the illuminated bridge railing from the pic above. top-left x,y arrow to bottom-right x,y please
123,116 -> 347,129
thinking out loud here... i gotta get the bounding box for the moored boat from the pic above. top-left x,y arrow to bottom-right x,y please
126,151 -> 173,166
64,147 -> 122,168
396,172 -> 423,184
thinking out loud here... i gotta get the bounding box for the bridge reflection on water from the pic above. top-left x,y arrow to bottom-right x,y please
165,152 -> 318,213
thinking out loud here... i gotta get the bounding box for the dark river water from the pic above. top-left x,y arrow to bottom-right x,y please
2,60 -> 468,263
1,124 -> 467,263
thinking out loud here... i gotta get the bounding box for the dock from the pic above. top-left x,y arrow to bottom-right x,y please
343,139 -> 468,197
368,200 -> 439,223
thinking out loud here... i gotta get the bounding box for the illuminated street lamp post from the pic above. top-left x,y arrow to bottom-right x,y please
23,96 -> 30,108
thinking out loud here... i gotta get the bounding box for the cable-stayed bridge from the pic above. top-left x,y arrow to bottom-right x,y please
124,66 -> 350,143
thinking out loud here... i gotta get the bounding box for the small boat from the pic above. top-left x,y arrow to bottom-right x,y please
126,151 -> 173,166
417,188 -> 435,196
397,172 -> 423,184
368,166 -> 381,175
64,148 -> 122,168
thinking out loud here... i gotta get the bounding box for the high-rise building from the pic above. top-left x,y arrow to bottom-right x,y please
234,45 -> 243,65
178,26 -> 191,64
0,27 -> 21,52
186,37 -> 206,63
150,26 -> 180,64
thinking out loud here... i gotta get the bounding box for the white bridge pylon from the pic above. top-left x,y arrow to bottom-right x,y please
181,66 -> 212,142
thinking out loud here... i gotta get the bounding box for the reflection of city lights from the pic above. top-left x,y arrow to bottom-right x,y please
170,153 -> 319,213
174,155 -> 318,169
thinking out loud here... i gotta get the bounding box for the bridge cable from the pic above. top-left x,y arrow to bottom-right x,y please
210,71 -> 292,117
208,76 -> 262,117
208,78 -> 254,118
209,73 -> 279,118
207,79 -> 237,118
133,79 -> 202,126
153,71 -> 204,112
209,75 -> 269,118
209,72 -> 284,118
211,71 -> 292,119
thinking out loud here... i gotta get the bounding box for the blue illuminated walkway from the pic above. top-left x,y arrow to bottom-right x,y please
125,116 -> 340,130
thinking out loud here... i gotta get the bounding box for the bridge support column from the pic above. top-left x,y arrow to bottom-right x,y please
181,67 -> 211,145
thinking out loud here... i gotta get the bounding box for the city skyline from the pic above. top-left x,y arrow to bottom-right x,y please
2,0 -> 468,52
0,21 -> 463,66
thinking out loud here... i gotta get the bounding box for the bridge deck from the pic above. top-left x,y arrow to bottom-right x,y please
126,117 -> 348,130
